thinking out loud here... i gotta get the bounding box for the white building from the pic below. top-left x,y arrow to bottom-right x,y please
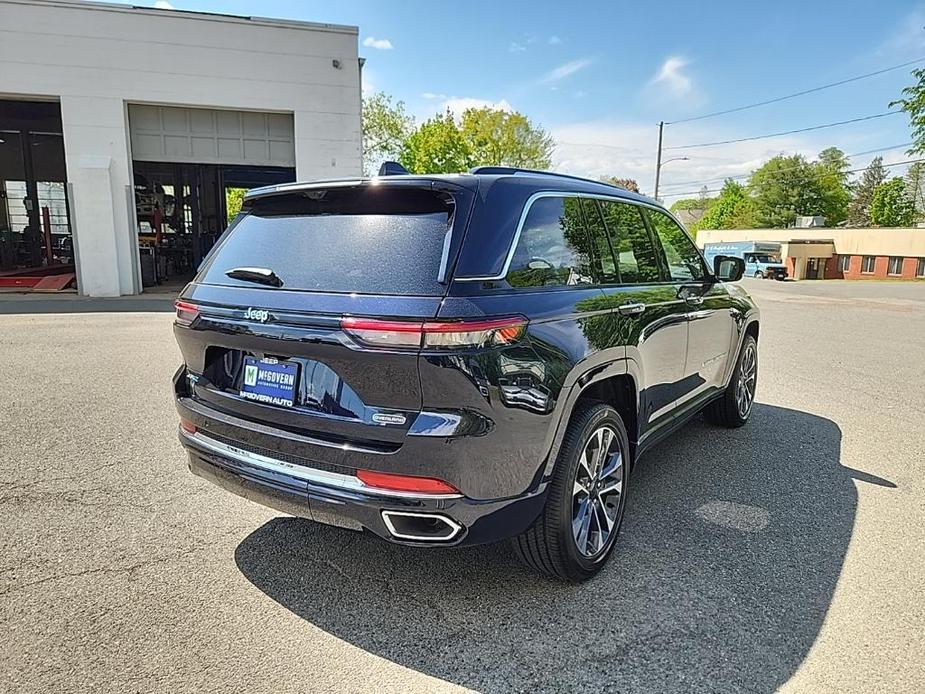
0,0 -> 362,296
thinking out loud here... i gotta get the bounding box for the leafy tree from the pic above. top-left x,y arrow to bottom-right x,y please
225,187 -> 247,221
600,176 -> 640,193
813,147 -> 851,225
847,156 -> 887,227
870,177 -> 915,227
748,154 -> 825,227
671,197 -> 713,211
891,67 -> 925,155
362,92 -> 414,175
460,108 -> 554,169
399,111 -> 472,174
693,180 -> 758,232
904,161 -> 925,222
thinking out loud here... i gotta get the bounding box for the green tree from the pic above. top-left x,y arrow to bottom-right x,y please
459,107 -> 554,169
847,156 -> 887,227
904,161 -> 925,222
600,176 -> 640,193
399,110 -> 472,174
748,154 -> 824,227
814,146 -> 851,225
891,67 -> 925,155
693,179 -> 758,232
225,187 -> 247,221
870,177 -> 915,227
362,92 -> 414,175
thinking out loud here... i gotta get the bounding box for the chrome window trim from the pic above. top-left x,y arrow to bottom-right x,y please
454,191 -> 686,282
182,429 -> 464,500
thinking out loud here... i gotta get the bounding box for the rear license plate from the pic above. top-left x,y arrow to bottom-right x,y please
240,357 -> 299,407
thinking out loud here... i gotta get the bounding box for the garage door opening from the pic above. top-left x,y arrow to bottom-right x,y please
0,99 -> 75,291
128,104 -> 296,292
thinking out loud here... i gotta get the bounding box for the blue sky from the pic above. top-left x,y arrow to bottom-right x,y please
141,0 -> 925,198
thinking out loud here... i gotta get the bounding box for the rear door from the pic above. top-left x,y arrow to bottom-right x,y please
592,198 -> 691,437
645,207 -> 734,409
174,182 -> 474,449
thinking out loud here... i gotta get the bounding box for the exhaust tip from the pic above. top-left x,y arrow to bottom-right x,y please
381,510 -> 463,542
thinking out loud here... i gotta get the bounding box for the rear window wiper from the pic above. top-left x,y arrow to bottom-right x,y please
224,266 -> 284,288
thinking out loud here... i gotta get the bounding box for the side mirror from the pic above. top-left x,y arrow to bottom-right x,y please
713,255 -> 745,282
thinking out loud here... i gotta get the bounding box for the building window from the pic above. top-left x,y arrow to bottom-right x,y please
888,257 -> 904,276
862,255 -> 876,274
918,258 -> 925,278
838,255 -> 851,272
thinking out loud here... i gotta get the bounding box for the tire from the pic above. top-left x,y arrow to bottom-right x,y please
511,402 -> 629,582
705,333 -> 758,428
754,271 -> 764,279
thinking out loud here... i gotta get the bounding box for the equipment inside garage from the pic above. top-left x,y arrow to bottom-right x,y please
0,99 -> 75,291
129,104 -> 296,290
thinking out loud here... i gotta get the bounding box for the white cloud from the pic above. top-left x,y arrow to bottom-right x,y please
153,0 -> 174,8
876,7 -> 925,58
548,35 -> 562,45
650,56 -> 693,97
550,120 -> 855,199
363,36 -> 394,50
509,41 -> 527,53
420,92 -> 448,100
539,58 -> 592,84
440,97 -> 514,117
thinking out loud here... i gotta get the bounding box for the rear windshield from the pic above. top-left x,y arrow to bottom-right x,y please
199,187 -> 455,296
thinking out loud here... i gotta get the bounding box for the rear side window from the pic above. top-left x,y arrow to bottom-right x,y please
598,200 -> 661,283
505,196 -> 595,288
646,208 -> 707,282
199,187 -> 455,296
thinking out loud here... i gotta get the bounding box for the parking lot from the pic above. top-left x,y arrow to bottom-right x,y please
1,278 -> 923,693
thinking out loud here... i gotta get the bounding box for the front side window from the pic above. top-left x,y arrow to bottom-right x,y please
646,208 -> 707,281
862,255 -> 876,273
598,200 -> 661,284
888,256 -> 904,275
505,196 -> 594,288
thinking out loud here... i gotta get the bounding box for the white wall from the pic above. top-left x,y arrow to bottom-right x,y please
0,0 -> 361,296
697,227 -> 925,257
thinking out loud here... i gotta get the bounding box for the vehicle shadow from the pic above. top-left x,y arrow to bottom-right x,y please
234,404 -> 881,693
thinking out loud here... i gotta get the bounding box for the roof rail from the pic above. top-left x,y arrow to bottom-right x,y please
468,166 -> 614,188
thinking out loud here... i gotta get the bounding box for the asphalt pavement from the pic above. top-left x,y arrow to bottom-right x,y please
1,279 -> 923,693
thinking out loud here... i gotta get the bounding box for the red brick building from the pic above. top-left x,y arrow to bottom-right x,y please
698,228 -> 925,280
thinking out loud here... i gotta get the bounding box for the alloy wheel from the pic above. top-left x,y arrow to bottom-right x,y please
571,426 -> 625,559
736,342 -> 757,418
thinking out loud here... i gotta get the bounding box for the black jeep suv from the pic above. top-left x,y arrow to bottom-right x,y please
173,167 -> 758,581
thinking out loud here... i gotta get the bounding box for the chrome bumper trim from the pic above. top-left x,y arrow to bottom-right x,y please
180,429 -> 463,500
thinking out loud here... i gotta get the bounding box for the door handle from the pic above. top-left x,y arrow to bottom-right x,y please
617,302 -> 646,316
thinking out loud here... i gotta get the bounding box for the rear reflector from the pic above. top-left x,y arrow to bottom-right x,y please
341,316 -> 526,350
175,300 -> 200,326
179,418 -> 197,434
357,469 -> 459,495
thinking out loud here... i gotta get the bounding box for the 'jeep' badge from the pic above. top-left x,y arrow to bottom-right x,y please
244,307 -> 269,322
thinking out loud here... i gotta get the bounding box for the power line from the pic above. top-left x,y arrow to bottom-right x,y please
658,143 -> 912,191
659,156 -> 925,199
665,57 -> 925,125
664,111 -> 903,150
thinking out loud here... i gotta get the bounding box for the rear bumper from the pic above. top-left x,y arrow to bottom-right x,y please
180,428 -> 547,546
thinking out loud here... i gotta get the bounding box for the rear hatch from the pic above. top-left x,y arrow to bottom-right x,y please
174,180 -> 475,451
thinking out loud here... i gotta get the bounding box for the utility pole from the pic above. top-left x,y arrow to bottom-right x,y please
654,121 -> 664,201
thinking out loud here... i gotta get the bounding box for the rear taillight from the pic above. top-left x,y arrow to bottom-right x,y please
341,316 -> 526,350
175,300 -> 199,326
179,418 -> 197,434
357,469 -> 459,495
